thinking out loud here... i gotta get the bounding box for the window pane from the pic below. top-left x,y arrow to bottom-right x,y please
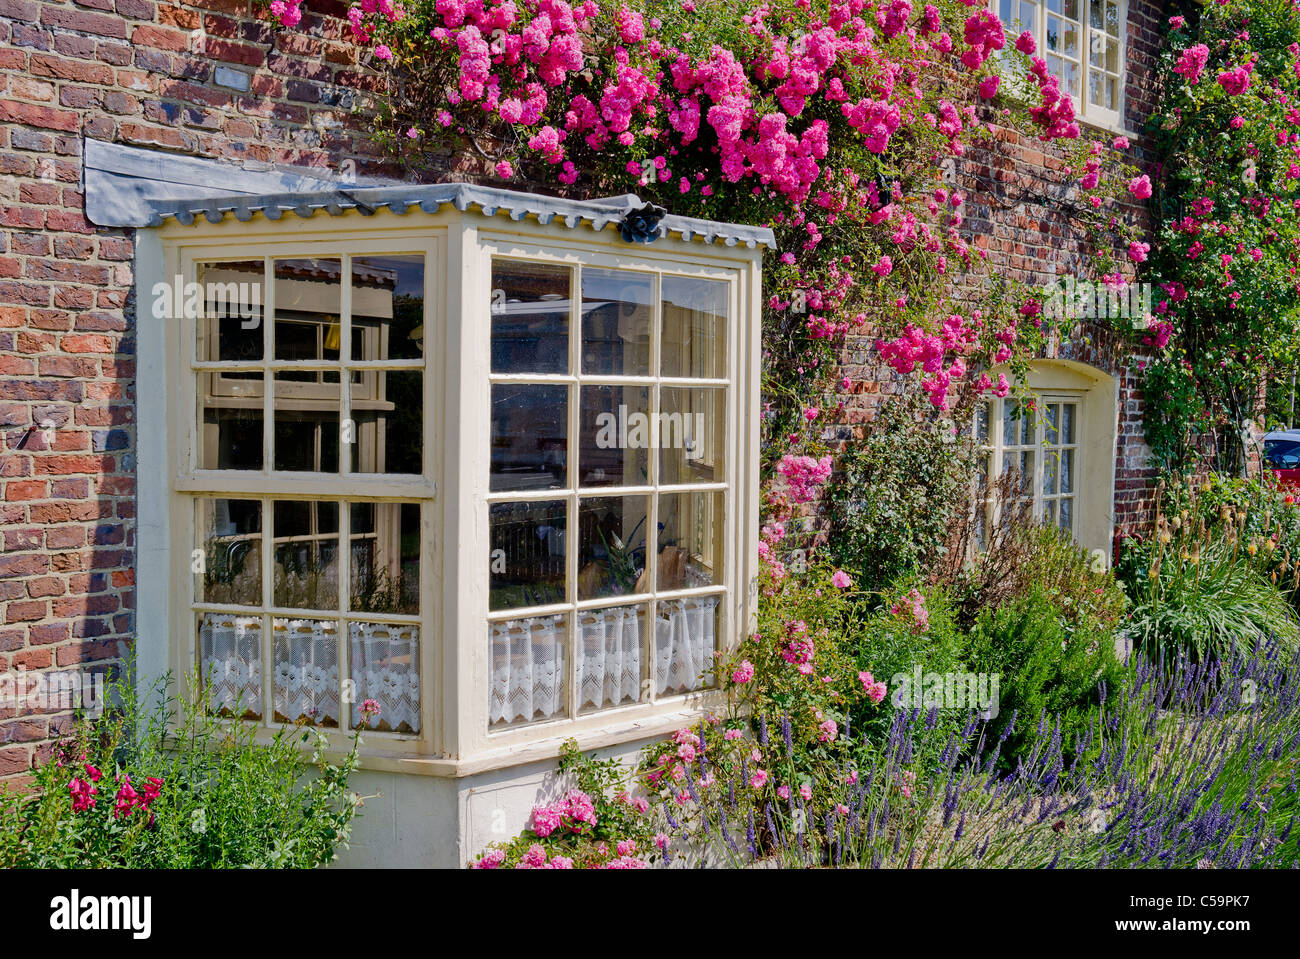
578,496 -> 650,601
578,604 -> 646,712
273,500 -> 340,610
1044,453 -> 1059,496
350,622 -> 420,733
491,384 -> 568,491
1061,448 -> 1075,494
352,255 -> 424,361
274,372 -> 340,472
1064,60 -> 1081,97
1018,0 -> 1036,30
490,614 -> 567,726
273,617 -> 339,727
1062,404 -> 1076,444
661,275 -> 727,379
199,612 -> 262,719
660,386 -> 725,485
352,369 -> 422,474
350,502 -> 420,615
579,384 -> 649,487
582,267 -> 652,377
658,490 -> 725,588
490,500 -> 567,611
1045,403 -> 1060,444
1089,0 -> 1101,28
655,595 -> 718,695
196,497 -> 262,605
491,260 -> 570,375
975,402 -> 990,445
1019,451 -> 1035,494
199,372 -> 263,470
1059,498 -> 1074,531
1044,499 -> 1057,526
274,259 -> 342,364
196,261 -> 264,362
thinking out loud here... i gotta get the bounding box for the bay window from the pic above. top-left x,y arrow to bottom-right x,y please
136,185 -> 766,770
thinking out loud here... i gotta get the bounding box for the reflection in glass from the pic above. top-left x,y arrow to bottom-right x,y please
274,372 -> 339,473
660,387 -> 724,485
350,502 -> 420,615
657,490 -> 725,589
491,259 -> 570,375
273,258 -> 342,366
352,369 -> 422,474
490,500 -> 567,611
196,498 -> 262,605
273,500 -> 339,610
577,496 -> 650,601
491,384 -> 568,491
661,275 -> 727,379
199,372 -> 263,470
352,255 -> 424,362
582,267 -> 652,377
579,384 -> 649,487
196,261 -> 264,362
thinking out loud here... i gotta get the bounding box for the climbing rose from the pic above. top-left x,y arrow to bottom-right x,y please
731,660 -> 755,684
1128,174 -> 1153,199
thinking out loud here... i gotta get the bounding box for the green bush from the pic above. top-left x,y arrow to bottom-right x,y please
0,675 -> 365,868
964,583 -> 1125,764
827,394 -> 975,591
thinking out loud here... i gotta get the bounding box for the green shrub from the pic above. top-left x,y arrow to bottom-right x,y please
827,394 -> 975,591
964,583 -> 1125,764
0,675 -> 365,868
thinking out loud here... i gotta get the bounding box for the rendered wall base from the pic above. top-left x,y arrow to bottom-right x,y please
332,737 -> 659,869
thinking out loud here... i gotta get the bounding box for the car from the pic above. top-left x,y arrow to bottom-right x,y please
1263,429 -> 1300,492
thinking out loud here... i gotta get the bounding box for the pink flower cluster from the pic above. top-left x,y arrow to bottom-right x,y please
530,788 -> 598,837
875,313 -> 980,410
890,588 -> 929,632
858,670 -> 888,703
781,620 -> 815,675
776,453 -> 832,504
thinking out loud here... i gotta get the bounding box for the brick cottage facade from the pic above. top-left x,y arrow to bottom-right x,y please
0,0 -> 1165,792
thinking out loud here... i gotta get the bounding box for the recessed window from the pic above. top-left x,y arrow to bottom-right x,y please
487,258 -> 729,729
997,0 -> 1126,127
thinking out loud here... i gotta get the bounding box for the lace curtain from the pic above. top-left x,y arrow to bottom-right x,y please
490,614 -> 567,727
578,605 -> 643,711
655,596 -> 717,695
273,618 -> 340,726
199,613 -> 262,717
350,622 -> 421,733
489,596 -> 719,727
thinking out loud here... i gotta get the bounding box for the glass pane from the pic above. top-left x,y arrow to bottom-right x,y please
1019,0 -> 1036,30
274,372 -> 340,472
491,259 -> 570,375
1062,404 -> 1076,444
578,604 -> 646,713
199,372 -> 263,470
1065,61 -> 1081,97
1044,500 -> 1057,526
352,255 -> 424,361
1063,0 -> 1078,18
1019,451 -> 1035,494
199,613 -> 262,719
1044,454 -> 1059,496
1061,448 -> 1075,494
1106,37 -> 1118,73
490,614 -> 568,727
1059,497 -> 1074,531
1106,0 -> 1118,35
274,258 -> 342,364
1047,17 -> 1061,51
196,498 -> 262,605
273,617 -> 339,727
1047,54 -> 1063,77
1063,22 -> 1078,57
661,275 -> 728,380
655,595 -> 718,695
196,261 -> 264,362
1021,406 -> 1036,445
350,622 -> 420,733
579,384 -> 649,487
1089,0 -> 1101,28
350,502 -> 420,615
1047,0 -> 1060,14
273,500 -> 340,610
1090,31 -> 1103,67
660,386 -> 725,485
1089,69 -> 1103,106
491,384 -> 568,492
1106,76 -> 1117,110
582,268 -> 652,377
976,452 -> 990,495
490,500 -> 568,611
999,0 -> 1011,25
975,402 -> 990,445
658,490 -> 725,588
351,369 -> 422,474
577,496 -> 650,601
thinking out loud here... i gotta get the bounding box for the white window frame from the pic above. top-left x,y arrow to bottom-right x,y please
135,204 -> 763,776
994,0 -> 1129,134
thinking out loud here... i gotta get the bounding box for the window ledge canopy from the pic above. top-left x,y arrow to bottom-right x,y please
85,140 -> 776,249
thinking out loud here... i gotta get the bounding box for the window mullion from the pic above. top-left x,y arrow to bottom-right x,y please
262,255 -> 274,477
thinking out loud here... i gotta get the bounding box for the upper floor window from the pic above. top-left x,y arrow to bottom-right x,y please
997,0 -> 1127,130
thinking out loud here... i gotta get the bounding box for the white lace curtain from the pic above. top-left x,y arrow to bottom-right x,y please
350,622 -> 420,733
489,596 -> 719,727
273,619 -> 340,726
199,613 -> 262,717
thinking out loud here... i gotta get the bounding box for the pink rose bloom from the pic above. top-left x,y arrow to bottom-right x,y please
1169,15 -> 1185,29
495,161 -> 514,179
1128,174 -> 1153,199
777,784 -> 791,799
731,660 -> 755,684
1015,30 -> 1036,55
831,570 -> 853,589
750,769 -> 769,788
473,849 -> 505,869
1128,241 -> 1150,263
1112,135 -> 1130,149
531,804 -> 563,837
1218,66 -> 1251,96
799,784 -> 813,801
978,76 -> 1000,98
818,719 -> 838,742
1174,44 -> 1209,85
724,728 -> 742,740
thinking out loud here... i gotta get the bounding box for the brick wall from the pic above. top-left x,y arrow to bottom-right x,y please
0,0 -> 1167,783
